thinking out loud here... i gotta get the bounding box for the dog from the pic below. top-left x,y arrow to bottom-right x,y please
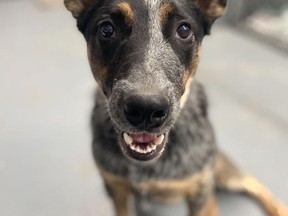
64,0 -> 288,215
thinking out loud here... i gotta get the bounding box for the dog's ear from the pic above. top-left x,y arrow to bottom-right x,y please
64,0 -> 96,18
193,0 -> 227,21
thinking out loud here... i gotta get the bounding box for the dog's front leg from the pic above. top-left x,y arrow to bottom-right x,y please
101,170 -> 131,216
105,181 -> 130,216
187,194 -> 219,216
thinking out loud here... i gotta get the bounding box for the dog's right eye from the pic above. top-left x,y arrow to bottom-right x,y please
99,22 -> 115,38
176,24 -> 192,39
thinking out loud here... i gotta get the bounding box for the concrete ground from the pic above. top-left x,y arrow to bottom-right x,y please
0,1 -> 287,216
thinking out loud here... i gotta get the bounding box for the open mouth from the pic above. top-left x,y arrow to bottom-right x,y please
122,132 -> 167,161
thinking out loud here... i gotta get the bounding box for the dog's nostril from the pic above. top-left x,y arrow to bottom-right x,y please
151,110 -> 166,120
124,106 -> 142,121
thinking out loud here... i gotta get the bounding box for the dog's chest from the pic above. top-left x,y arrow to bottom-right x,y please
133,166 -> 213,204
101,165 -> 214,204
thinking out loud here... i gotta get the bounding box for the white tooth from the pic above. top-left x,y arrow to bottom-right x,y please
130,145 -> 136,151
154,135 -> 165,145
136,146 -> 141,153
123,133 -> 133,145
152,145 -> 157,151
146,146 -> 152,153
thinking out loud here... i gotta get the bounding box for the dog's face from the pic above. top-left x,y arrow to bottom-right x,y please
65,0 -> 226,161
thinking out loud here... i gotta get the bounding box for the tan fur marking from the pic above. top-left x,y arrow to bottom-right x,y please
100,166 -> 216,216
100,169 -> 131,188
87,46 -> 107,88
64,0 -> 95,18
100,169 -> 131,216
207,3 -> 226,18
188,195 -> 219,216
135,166 -> 213,204
202,195 -> 219,216
117,2 -> 135,25
99,165 -> 213,205
215,153 -> 288,216
192,0 -> 227,20
180,75 -> 194,108
160,3 -> 173,25
203,196 -> 219,216
242,176 -> 288,216
180,46 -> 201,108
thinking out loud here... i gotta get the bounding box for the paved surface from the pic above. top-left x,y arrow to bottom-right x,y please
0,1 -> 287,216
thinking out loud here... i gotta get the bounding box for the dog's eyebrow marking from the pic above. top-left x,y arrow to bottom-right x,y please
117,2 -> 135,25
159,2 -> 174,25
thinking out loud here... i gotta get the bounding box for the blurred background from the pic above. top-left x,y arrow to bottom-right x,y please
0,0 -> 287,216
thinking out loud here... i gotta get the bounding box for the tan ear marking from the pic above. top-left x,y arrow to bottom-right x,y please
64,0 -> 96,18
192,0 -> 227,20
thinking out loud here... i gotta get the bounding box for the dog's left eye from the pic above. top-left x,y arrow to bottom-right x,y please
99,22 -> 115,38
176,24 -> 192,39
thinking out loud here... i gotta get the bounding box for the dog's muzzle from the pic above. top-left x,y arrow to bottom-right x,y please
120,93 -> 170,161
108,79 -> 178,161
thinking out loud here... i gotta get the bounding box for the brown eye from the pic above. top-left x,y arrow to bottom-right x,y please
100,22 -> 115,38
176,24 -> 192,39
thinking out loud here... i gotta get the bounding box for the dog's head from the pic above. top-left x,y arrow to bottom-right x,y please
65,0 -> 226,162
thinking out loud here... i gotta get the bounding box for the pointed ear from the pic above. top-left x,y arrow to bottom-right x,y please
193,0 -> 227,22
64,0 -> 96,18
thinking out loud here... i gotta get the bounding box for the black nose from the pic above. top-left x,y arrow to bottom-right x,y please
124,94 -> 170,129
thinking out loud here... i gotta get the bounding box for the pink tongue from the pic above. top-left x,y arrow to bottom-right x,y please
130,133 -> 157,143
